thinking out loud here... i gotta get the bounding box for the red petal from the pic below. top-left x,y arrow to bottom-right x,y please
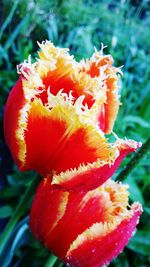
30,178 -> 112,257
4,77 -> 26,168
35,41 -> 98,109
24,98 -> 114,175
52,139 -> 142,191
79,53 -> 120,134
30,177 -> 142,266
45,188 -> 111,257
24,100 -> 68,174
66,203 -> 142,267
30,178 -> 69,242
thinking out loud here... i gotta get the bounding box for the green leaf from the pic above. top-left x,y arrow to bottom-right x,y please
144,207 -> 150,215
124,177 -> 145,205
113,252 -> 129,267
127,230 -> 150,256
0,45 -> 9,62
0,219 -> 29,267
4,15 -> 29,51
0,0 -> 20,39
124,115 -> 149,128
0,206 -> 13,218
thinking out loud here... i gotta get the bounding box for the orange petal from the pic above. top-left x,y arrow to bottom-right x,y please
24,97 -> 115,176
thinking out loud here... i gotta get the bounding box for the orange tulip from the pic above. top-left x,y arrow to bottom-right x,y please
30,177 -> 142,267
4,41 -> 141,191
4,41 -> 142,266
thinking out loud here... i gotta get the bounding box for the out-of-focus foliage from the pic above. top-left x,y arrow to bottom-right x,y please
0,0 -> 149,266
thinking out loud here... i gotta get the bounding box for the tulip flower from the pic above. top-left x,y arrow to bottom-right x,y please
4,41 -> 141,191
4,41 -> 142,266
30,177 -> 142,267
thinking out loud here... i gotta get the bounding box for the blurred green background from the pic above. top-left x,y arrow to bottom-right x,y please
0,0 -> 150,266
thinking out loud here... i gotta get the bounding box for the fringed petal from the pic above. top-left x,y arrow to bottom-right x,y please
23,96 -> 115,175
103,70 -> 120,134
66,203 -> 142,267
79,50 -> 121,134
52,139 -> 141,191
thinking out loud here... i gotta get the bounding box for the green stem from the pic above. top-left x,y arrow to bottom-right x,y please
0,174 -> 41,254
116,137 -> 150,181
44,254 -> 58,267
56,262 -> 64,267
